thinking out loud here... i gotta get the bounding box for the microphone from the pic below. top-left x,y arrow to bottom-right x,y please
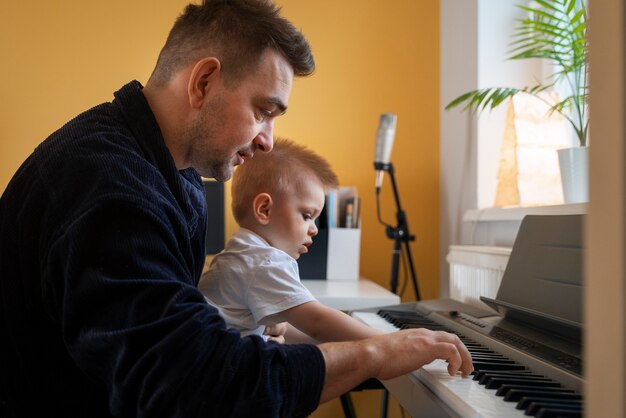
374,113 -> 397,190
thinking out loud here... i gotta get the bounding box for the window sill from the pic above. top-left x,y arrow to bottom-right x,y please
464,202 -> 587,223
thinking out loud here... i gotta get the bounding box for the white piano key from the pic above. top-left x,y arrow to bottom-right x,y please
415,360 -> 527,418
353,311 -> 528,418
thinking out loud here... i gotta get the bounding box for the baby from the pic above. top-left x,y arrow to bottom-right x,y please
199,138 -> 383,343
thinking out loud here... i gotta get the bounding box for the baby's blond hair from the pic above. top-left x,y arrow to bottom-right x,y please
231,137 -> 339,224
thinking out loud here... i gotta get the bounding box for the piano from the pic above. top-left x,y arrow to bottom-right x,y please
353,214 -> 584,418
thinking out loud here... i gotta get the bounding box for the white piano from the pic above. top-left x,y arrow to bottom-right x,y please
352,215 -> 584,418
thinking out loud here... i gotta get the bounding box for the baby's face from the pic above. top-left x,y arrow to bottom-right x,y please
264,178 -> 325,260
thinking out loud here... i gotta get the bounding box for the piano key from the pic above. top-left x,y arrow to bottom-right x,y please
402,324 -> 447,331
470,352 -> 514,358
473,370 -> 536,381
417,359 -> 529,418
496,384 -> 572,397
479,374 -> 551,386
470,356 -> 517,364
472,361 -> 528,371
466,346 -> 495,352
517,396 -> 583,410
469,349 -> 501,356
468,348 -> 500,355
466,347 -> 498,353
460,338 -> 483,343
525,401 -> 583,415
535,407 -> 582,418
484,377 -> 560,390
516,393 -> 582,410
501,387 -> 576,402
461,340 -> 483,345
468,350 -> 508,356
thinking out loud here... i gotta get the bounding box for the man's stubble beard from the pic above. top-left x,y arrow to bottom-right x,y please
184,97 -> 234,182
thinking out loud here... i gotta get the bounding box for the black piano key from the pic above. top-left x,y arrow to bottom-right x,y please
460,339 -> 486,344
470,356 -> 516,364
468,349 -> 499,355
463,342 -> 490,347
460,339 -> 485,346
469,350 -> 508,357
471,355 -> 514,361
535,407 -> 582,418
517,394 -> 583,410
472,361 -> 527,371
469,350 -> 499,356
467,344 -> 496,349
402,324 -> 447,331
479,373 -> 551,385
501,387 -> 576,402
479,372 -> 548,379
401,321 -> 444,328
467,347 -> 497,353
484,377 -> 560,390
526,401 -> 583,416
473,369 -> 535,381
459,337 -> 481,343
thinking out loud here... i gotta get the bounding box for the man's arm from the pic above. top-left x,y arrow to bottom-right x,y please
317,328 -> 474,403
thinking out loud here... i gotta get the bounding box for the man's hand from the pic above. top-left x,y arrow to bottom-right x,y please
317,328 -> 473,403
365,328 -> 473,379
263,322 -> 288,344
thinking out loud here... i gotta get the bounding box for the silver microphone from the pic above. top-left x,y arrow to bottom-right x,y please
374,113 -> 397,189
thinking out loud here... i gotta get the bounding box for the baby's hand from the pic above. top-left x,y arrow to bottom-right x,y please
263,322 -> 288,344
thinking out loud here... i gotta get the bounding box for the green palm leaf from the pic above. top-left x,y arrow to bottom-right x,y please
445,0 -> 588,146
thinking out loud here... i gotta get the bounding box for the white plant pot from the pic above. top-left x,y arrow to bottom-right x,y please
557,146 -> 588,203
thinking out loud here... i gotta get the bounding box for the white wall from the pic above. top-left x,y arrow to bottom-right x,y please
440,0 -> 478,297
439,0 -> 542,294
476,0 -> 543,208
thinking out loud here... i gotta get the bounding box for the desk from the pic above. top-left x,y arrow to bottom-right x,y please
302,279 -> 400,311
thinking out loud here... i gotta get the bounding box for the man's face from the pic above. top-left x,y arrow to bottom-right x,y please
263,177 -> 326,260
185,49 -> 294,181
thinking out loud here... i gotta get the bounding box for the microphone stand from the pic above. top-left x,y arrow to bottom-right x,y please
374,162 -> 421,301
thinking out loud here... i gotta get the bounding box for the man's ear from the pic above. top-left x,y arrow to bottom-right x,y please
252,193 -> 273,225
187,57 -> 221,109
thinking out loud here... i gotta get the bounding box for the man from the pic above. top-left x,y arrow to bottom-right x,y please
0,1 -> 472,417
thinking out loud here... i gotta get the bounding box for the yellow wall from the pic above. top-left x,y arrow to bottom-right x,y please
277,1 -> 440,303
1,1 -> 439,416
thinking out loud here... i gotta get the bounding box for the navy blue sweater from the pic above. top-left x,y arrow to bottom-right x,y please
0,81 -> 324,418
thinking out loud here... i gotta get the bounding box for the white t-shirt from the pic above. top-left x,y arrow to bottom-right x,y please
198,228 -> 315,337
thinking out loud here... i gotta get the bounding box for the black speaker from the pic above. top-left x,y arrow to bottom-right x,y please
202,180 -> 225,255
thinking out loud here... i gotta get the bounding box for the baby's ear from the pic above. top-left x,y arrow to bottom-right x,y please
252,193 -> 273,225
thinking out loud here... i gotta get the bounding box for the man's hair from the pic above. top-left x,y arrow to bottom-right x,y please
231,138 -> 339,224
149,0 -> 315,86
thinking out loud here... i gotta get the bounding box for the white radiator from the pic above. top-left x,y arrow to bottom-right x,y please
447,245 -> 512,309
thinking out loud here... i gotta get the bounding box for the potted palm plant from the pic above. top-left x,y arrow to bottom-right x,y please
445,0 -> 588,203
